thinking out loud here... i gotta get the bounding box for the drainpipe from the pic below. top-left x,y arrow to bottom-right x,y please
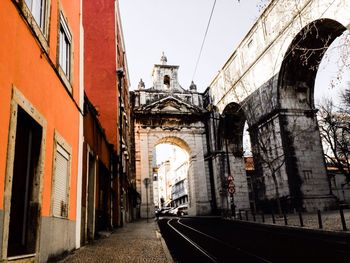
117,68 -> 124,227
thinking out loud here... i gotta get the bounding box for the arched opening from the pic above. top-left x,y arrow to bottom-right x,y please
219,103 -> 246,156
242,121 -> 263,213
279,19 -> 346,109
277,18 -> 349,210
216,103 -> 251,213
315,31 -> 350,105
163,75 -> 170,88
152,137 -> 191,216
314,31 -> 350,204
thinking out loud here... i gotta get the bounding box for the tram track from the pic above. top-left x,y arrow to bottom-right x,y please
167,219 -> 218,262
159,217 -> 350,263
176,219 -> 272,263
166,218 -> 272,263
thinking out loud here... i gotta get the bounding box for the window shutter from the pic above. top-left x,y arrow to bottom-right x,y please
53,144 -> 69,217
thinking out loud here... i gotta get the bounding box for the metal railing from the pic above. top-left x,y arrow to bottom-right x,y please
233,207 -> 349,232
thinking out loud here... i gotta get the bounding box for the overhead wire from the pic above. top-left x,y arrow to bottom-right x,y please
191,0 -> 217,83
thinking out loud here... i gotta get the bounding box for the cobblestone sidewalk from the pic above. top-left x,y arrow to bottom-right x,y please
57,220 -> 172,263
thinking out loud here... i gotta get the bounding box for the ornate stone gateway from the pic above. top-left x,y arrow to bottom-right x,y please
131,55 -> 210,216
130,55 -> 250,216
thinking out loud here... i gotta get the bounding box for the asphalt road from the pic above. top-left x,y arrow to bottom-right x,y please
157,217 -> 350,263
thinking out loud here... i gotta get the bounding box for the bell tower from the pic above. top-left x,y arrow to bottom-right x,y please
151,52 -> 182,91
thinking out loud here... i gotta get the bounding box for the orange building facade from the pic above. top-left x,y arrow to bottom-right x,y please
0,1 -> 83,262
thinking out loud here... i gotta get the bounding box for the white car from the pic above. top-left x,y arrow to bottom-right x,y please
169,205 -> 188,216
176,205 -> 188,216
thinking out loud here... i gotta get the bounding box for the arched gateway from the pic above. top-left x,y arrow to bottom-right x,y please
130,55 -> 250,216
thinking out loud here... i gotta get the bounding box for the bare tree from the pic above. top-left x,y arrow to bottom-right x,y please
318,97 -> 350,186
252,117 -> 285,215
340,84 -> 350,114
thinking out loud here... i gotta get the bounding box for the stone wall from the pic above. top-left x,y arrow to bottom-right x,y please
39,216 -> 75,263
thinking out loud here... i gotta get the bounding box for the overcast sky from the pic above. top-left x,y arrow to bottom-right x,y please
119,0 -> 266,92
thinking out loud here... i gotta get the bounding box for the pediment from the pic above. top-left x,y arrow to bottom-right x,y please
140,96 -> 202,114
162,105 -> 182,112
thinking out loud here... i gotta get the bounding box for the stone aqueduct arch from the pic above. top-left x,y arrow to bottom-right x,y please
210,0 -> 350,112
207,0 -> 350,211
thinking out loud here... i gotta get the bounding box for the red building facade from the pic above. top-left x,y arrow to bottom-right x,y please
82,0 -> 135,229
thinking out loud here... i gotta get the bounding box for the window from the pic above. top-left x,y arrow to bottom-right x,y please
59,13 -> 72,80
24,0 -> 47,32
52,138 -> 71,218
17,0 -> 50,51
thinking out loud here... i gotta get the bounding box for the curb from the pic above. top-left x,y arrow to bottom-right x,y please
154,221 -> 174,263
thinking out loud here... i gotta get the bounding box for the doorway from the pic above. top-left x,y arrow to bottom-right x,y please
95,162 -> 110,234
87,153 -> 96,240
7,107 -> 43,257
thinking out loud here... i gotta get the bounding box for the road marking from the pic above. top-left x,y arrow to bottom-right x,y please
167,219 -> 218,263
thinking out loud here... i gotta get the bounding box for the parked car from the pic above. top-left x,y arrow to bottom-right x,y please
156,207 -> 172,216
168,204 -> 188,216
168,207 -> 178,216
176,204 -> 188,216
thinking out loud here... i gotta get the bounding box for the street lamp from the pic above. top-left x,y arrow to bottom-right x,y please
143,178 -> 150,222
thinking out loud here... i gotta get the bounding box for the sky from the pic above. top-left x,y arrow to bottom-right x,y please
119,0 -> 350,159
315,31 -> 350,106
155,144 -> 188,165
119,0 -> 266,92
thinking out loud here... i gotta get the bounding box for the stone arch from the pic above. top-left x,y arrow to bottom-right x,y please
208,2 -> 350,212
273,18 -> 348,211
152,136 -> 191,209
149,134 -> 199,213
212,102 -> 250,213
136,128 -> 211,217
278,18 -> 347,109
219,103 -> 247,156
154,136 -> 191,155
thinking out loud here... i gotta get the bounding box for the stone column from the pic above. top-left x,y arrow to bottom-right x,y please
250,115 -> 291,206
228,154 -> 250,211
139,131 -> 151,218
212,151 -> 250,213
279,110 -> 335,211
187,158 -> 197,215
212,153 -> 229,212
191,133 -> 211,215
